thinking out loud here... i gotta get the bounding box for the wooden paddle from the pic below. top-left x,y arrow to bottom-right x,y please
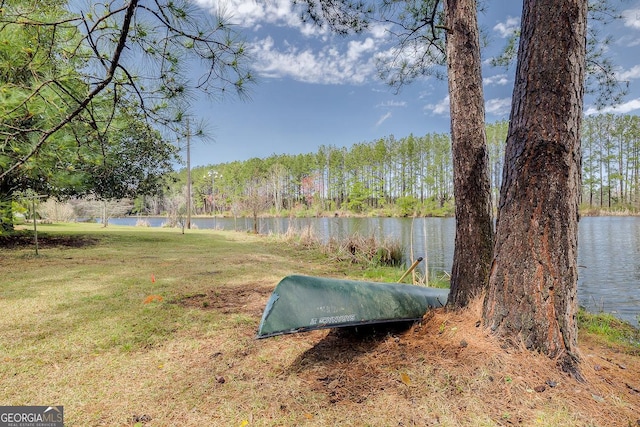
397,257 -> 424,283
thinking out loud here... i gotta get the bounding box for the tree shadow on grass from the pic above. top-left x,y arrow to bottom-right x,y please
0,230 -> 98,249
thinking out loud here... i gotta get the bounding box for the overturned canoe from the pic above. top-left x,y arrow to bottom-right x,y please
256,274 -> 450,338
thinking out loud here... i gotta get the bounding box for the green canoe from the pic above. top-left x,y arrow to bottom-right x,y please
256,274 -> 450,338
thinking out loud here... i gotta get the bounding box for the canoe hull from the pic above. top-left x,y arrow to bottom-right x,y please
256,275 -> 450,338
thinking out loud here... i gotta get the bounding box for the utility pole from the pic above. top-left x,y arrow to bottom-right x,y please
186,119 -> 192,230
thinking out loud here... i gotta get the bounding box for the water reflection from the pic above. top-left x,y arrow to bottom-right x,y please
577,217 -> 640,327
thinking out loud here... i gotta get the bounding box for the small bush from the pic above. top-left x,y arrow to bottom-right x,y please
322,233 -> 403,267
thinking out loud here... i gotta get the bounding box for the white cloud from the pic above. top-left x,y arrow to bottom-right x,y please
493,16 -> 520,38
250,36 -> 378,84
616,34 -> 640,48
425,96 -> 512,118
197,0 -> 394,41
346,38 -> 377,62
628,38 -> 640,47
617,64 -> 640,81
195,0 -> 329,37
622,8 -> 640,30
377,100 -> 407,108
368,22 -> 392,39
483,74 -> 509,86
195,0 -> 395,86
585,98 -> 640,115
485,97 -> 511,116
376,112 -> 392,127
425,96 -> 450,116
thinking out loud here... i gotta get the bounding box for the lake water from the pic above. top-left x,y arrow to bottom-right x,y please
106,215 -> 640,327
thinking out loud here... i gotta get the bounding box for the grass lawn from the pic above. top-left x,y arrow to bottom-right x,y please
1,223 -> 638,426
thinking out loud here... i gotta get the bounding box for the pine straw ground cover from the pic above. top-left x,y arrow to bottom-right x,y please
284,301 -> 640,426
0,224 -> 638,426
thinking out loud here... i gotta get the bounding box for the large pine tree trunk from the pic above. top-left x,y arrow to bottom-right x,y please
444,0 -> 494,307
483,0 -> 587,374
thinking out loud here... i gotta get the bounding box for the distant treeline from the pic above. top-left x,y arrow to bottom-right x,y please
135,115 -> 639,218
582,114 -> 640,210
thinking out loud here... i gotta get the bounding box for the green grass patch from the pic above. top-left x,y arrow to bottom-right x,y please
577,308 -> 640,351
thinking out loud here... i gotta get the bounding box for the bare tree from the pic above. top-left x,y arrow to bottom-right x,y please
244,177 -> 271,233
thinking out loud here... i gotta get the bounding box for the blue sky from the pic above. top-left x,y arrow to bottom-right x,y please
186,0 -> 640,167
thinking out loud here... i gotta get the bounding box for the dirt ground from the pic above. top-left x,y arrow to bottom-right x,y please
179,284 -> 640,426
176,285 -> 273,318
287,303 -> 640,426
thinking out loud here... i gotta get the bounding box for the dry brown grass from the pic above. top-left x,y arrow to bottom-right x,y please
1,224 -> 638,426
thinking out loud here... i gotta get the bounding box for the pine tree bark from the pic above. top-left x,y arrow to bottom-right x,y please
483,0 -> 587,375
444,0 -> 494,307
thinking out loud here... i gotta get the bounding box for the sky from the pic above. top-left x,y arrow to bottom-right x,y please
184,0 -> 640,167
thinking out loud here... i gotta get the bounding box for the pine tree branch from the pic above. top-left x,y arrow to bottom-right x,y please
0,0 -> 138,181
